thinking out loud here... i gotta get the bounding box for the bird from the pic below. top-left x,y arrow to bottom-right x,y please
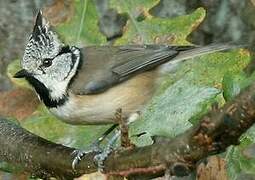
14,11 -> 243,168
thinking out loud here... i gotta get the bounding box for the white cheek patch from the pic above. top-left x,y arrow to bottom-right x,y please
49,80 -> 69,100
35,74 -> 69,100
34,48 -> 80,101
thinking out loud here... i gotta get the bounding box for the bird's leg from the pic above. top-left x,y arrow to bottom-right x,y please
94,129 -> 121,171
71,124 -> 118,170
94,110 -> 139,171
94,123 -> 119,148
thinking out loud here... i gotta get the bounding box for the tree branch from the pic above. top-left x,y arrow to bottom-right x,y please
1,81 -> 255,179
0,118 -> 97,179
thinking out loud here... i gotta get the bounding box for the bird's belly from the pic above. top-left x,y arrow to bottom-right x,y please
49,71 -> 157,125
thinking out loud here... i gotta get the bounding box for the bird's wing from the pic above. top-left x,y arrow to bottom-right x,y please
69,45 -> 192,95
69,43 -> 237,95
111,45 -> 194,78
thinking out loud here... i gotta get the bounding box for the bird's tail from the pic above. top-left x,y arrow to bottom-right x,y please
159,43 -> 247,73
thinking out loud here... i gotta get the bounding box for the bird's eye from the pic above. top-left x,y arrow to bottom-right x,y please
42,58 -> 52,67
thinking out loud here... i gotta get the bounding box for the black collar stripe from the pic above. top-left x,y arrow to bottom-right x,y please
25,76 -> 67,108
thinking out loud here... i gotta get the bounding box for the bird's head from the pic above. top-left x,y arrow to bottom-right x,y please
14,11 -> 81,106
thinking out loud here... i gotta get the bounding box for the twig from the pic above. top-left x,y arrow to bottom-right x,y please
115,108 -> 134,148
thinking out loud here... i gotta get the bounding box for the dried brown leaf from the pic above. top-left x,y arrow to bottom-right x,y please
0,88 -> 40,120
43,0 -> 74,26
197,156 -> 227,180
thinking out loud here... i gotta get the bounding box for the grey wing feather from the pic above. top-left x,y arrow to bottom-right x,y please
112,48 -> 176,77
111,45 -> 191,79
70,43 -> 240,95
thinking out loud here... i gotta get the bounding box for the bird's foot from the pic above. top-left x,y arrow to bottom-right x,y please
71,140 -> 102,170
71,124 -> 118,170
91,110 -> 138,171
94,130 -> 121,171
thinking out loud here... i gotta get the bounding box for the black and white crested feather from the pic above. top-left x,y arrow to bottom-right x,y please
19,11 -> 82,108
22,11 -> 63,73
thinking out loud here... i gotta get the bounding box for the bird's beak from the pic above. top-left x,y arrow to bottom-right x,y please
13,69 -> 29,78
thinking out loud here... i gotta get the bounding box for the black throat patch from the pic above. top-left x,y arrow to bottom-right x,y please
25,75 -> 68,108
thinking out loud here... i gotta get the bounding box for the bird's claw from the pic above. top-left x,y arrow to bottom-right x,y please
71,150 -> 87,170
71,144 -> 102,170
71,128 -> 120,171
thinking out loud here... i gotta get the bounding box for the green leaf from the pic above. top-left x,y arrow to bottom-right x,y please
130,76 -> 220,146
57,0 -> 106,45
114,3 -> 205,44
226,126 -> 255,179
222,72 -> 245,101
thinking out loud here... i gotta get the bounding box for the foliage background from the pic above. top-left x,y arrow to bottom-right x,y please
1,0 -> 255,179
